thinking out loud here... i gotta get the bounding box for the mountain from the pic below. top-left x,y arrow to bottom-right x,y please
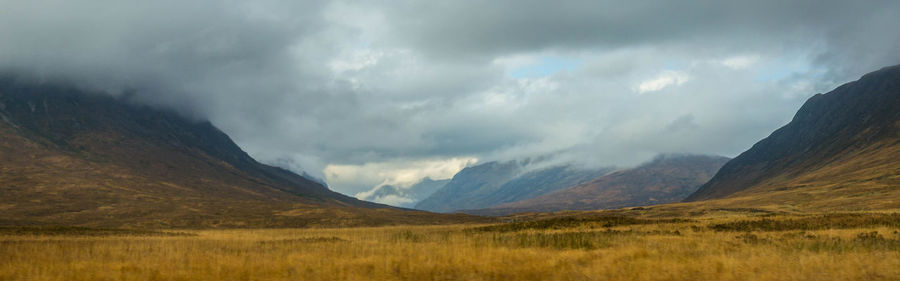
414,161 -> 611,213
470,154 -> 729,216
683,65 -> 900,211
357,177 -> 450,208
481,165 -> 615,206
0,76 -> 484,228
415,161 -> 521,212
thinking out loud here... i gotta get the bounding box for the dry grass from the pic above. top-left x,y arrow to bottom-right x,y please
2,212 -> 899,281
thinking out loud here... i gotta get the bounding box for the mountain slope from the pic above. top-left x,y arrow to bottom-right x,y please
414,161 -> 522,212
480,165 -> 614,206
472,155 -> 729,216
0,76 -> 484,228
414,161 -> 610,213
684,65 -> 900,208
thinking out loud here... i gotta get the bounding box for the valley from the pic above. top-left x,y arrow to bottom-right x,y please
2,210 -> 899,281
1,1 -> 899,279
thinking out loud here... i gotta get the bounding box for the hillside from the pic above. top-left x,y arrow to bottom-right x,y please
471,155 -> 729,216
0,76 -> 485,228
415,161 -> 610,213
683,65 -> 900,211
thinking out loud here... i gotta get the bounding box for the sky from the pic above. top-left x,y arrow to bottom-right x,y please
1,0 -> 898,197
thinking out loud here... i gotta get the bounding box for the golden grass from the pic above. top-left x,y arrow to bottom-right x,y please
2,213 -> 900,281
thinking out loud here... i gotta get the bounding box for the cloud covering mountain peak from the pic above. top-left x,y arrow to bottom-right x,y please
1,0 -> 897,195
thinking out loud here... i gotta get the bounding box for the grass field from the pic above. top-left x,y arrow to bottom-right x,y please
2,212 -> 900,281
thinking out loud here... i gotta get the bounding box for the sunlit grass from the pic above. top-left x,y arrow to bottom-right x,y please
2,213 -> 899,280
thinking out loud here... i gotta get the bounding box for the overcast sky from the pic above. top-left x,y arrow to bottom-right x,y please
1,0 -> 898,196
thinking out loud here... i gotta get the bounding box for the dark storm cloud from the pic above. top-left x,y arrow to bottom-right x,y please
0,0 -> 327,115
0,0 -> 898,195
380,0 -> 898,60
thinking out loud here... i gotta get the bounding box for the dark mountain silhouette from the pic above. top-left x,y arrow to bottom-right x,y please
0,76 -> 484,228
470,154 -> 729,216
684,65 -> 900,208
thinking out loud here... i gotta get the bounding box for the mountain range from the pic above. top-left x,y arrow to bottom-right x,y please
1,64 -> 897,227
418,65 -> 899,216
414,161 -> 613,213
467,154 -> 729,216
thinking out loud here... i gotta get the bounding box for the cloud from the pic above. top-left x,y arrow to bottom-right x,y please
720,55 -> 761,69
634,71 -> 691,94
363,194 -> 414,207
376,1 -> 898,60
506,56 -> 582,78
354,185 -> 416,206
0,0 -> 897,195
324,157 -> 477,194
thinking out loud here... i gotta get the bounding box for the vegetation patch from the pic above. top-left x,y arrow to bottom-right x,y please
391,230 -> 425,243
468,216 -> 692,233
733,231 -> 900,252
709,213 -> 900,232
0,226 -> 194,237
256,237 -> 347,245
483,230 -> 622,250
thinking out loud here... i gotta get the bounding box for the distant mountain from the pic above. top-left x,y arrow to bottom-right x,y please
357,177 -> 449,208
481,165 -> 615,206
471,154 -> 729,216
0,76 -> 483,228
415,161 -> 522,212
683,65 -> 900,211
414,161 -> 611,213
